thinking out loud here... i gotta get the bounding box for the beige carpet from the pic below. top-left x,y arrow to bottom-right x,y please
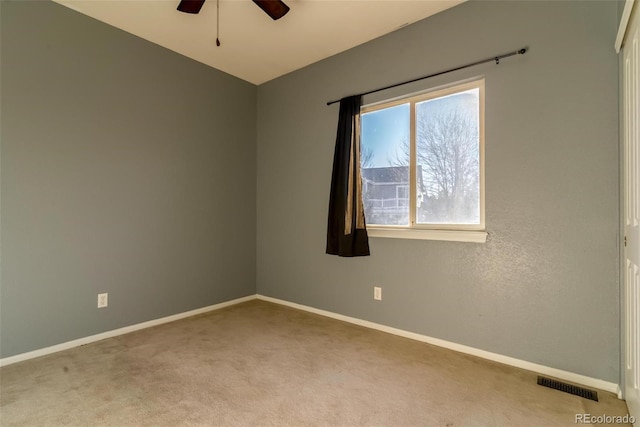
0,300 -> 632,426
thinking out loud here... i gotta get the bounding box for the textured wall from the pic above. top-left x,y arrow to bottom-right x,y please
1,1 -> 256,358
257,1 -> 620,382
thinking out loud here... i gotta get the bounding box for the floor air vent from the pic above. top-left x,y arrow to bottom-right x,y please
537,376 -> 598,401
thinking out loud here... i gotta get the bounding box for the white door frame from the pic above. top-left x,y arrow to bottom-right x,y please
619,0 -> 640,423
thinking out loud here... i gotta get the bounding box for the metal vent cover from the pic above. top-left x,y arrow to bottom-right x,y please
537,376 -> 599,401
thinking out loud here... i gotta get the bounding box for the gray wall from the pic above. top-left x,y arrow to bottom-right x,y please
257,0 -> 620,383
0,0 -> 621,385
1,1 -> 257,358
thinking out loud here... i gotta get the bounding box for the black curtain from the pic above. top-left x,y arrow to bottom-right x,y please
326,96 -> 370,257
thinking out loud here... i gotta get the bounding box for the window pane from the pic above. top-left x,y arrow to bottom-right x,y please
416,89 -> 480,225
361,103 -> 410,226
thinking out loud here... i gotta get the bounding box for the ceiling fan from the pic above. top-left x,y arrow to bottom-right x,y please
177,0 -> 290,20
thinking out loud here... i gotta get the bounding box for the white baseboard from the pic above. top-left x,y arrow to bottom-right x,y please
1,292 -> 623,399
0,295 -> 256,367
257,294 -> 622,397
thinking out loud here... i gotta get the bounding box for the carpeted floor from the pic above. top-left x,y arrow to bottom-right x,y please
0,300 -> 632,426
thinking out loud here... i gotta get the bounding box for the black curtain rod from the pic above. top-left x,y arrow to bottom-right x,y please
326,47 -> 528,106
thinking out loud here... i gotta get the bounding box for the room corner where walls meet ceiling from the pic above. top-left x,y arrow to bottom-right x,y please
52,0 -> 465,84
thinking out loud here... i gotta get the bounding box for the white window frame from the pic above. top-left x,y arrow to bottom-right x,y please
361,79 -> 487,243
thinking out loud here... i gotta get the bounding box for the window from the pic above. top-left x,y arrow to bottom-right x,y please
360,79 -> 486,243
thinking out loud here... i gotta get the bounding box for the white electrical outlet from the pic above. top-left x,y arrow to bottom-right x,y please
374,286 -> 382,301
97,293 -> 108,308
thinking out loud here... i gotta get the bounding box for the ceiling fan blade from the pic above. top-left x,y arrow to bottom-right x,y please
177,0 -> 206,14
252,0 -> 289,20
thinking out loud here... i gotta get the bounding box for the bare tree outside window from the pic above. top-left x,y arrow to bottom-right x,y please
359,82 -> 483,231
361,144 -> 375,169
416,90 -> 480,224
360,104 -> 410,226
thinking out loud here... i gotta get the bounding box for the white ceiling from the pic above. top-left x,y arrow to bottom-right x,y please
52,0 -> 464,85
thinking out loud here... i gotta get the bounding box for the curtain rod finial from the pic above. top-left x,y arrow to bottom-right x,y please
326,46 -> 530,106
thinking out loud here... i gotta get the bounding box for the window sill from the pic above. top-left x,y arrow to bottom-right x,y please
367,227 -> 488,243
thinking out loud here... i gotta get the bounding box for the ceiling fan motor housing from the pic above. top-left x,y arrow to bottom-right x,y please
177,0 -> 290,21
